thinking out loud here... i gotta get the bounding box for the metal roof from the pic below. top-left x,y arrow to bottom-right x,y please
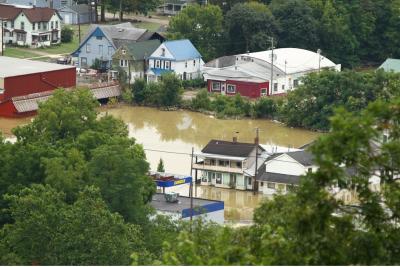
0,56 -> 75,78
201,139 -> 264,158
163,39 -> 201,61
258,171 -> 300,185
286,150 -> 315,166
150,193 -> 223,213
379,58 -> 400,73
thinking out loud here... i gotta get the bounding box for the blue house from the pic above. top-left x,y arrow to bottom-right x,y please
146,39 -> 204,82
71,23 -> 165,70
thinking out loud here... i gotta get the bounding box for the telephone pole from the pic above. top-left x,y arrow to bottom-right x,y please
253,127 -> 260,195
269,37 -> 275,96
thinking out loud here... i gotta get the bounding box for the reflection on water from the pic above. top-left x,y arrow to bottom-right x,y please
0,105 -> 321,222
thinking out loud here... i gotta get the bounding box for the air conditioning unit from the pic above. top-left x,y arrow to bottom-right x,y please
164,192 -> 179,203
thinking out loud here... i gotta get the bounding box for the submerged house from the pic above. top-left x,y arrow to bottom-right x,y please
192,138 -> 267,191
112,39 -> 161,83
71,23 -> 165,70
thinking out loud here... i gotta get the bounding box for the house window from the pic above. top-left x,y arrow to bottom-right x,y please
32,23 -> 35,30
282,84 -> 285,90
165,61 -> 170,69
273,83 -> 278,92
216,173 -> 222,184
193,59 -> 196,66
308,167 -> 312,173
293,79 -> 299,88
38,22 -> 41,30
122,49 -> 126,55
207,172 -> 215,182
120,60 -> 128,67
185,61 -> 187,68
210,159 -> 216,166
96,36 -> 102,40
155,60 -> 160,68
86,44 -> 91,53
98,45 -> 103,54
11,21 -> 14,28
108,46 -> 113,55
227,84 -> 236,93
81,57 -> 87,67
260,182 -> 264,187
20,22 -> 24,30
55,21 -> 58,29
43,22 -> 47,30
17,33 -> 26,41
248,177 -> 252,185
3,21 -> 6,28
0,87 -> 4,94
277,184 -> 285,191
267,182 -> 275,189
212,81 -> 221,91
51,21 -> 54,29
161,48 -> 165,56
261,88 -> 267,96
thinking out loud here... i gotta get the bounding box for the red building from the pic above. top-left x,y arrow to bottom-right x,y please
203,66 -> 270,99
0,56 -> 76,117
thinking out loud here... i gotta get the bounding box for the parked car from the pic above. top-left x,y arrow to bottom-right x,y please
56,56 -> 71,65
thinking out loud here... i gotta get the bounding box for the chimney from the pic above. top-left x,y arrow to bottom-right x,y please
233,136 -> 237,143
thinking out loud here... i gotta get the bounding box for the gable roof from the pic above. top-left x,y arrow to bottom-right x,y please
0,4 -> 21,20
257,170 -> 300,185
201,139 -> 265,158
379,58 -> 400,72
22,7 -> 60,22
125,39 -> 161,60
286,150 -> 314,166
162,39 -> 201,61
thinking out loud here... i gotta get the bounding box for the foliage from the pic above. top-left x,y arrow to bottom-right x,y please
157,158 -> 165,172
168,4 -> 224,61
182,78 -> 206,89
131,78 -> 147,104
159,73 -> 184,107
61,26 -> 73,43
0,185 -> 140,265
191,89 -> 212,110
281,70 -> 400,130
253,97 -> 277,118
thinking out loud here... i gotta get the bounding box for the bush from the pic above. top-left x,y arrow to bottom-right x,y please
159,73 -> 183,107
132,79 -> 146,104
254,98 -> 277,118
182,78 -> 206,89
191,89 -> 211,110
61,26 -> 73,43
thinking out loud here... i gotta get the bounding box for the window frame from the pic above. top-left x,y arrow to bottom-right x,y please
155,60 -> 160,68
267,182 -> 275,189
86,43 -> 91,53
260,88 -> 267,96
212,81 -> 221,91
227,84 -> 236,93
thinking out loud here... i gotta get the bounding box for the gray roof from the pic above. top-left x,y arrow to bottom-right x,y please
258,171 -> 300,185
100,23 -> 147,41
69,4 -> 92,14
150,193 -> 223,213
286,150 -> 315,166
0,56 -> 75,78
201,139 -> 265,158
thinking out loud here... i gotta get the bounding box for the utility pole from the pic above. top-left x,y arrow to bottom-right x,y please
190,147 -> 194,221
1,18 -> 4,56
317,49 -> 322,72
269,37 -> 275,96
253,127 -> 259,195
78,13 -> 81,45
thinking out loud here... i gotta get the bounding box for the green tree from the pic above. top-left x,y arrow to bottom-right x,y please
132,78 -> 147,104
0,185 -> 140,265
157,158 -> 165,172
191,89 -> 211,110
61,26 -> 74,43
224,2 -> 279,54
159,73 -> 183,107
168,4 -> 224,61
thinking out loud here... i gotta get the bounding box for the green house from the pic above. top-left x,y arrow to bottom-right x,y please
112,39 -> 161,83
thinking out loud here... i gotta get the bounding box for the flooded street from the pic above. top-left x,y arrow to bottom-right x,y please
0,105 -> 321,222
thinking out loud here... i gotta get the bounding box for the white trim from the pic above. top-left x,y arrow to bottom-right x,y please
211,81 -> 221,91
227,84 -> 236,93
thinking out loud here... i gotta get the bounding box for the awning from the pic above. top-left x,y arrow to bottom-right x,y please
13,95 -> 51,113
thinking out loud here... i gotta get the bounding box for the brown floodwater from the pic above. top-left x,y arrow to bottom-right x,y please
0,105 -> 321,222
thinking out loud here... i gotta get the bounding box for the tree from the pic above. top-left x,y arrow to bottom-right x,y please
0,185 -> 141,265
157,158 -> 165,172
168,4 -> 224,61
132,78 -> 147,104
159,73 -> 183,107
61,26 -> 73,43
224,2 -> 279,54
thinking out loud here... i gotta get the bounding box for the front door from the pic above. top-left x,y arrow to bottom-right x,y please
221,82 -> 226,95
229,174 -> 236,188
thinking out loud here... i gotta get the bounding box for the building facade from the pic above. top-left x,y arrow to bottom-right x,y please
0,4 -> 62,47
112,39 -> 161,83
146,39 -> 204,82
58,4 -> 95,24
203,48 -> 341,98
192,139 -> 266,191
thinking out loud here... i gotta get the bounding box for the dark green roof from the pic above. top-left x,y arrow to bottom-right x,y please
379,58 -> 400,72
126,39 -> 161,60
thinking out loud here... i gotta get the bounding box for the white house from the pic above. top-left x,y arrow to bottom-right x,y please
203,48 -> 341,98
0,4 -> 62,47
192,138 -> 268,191
146,39 -> 204,82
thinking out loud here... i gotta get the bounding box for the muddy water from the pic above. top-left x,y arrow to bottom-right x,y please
0,105 -> 321,222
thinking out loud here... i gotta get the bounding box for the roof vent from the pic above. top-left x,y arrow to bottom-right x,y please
165,192 -> 179,203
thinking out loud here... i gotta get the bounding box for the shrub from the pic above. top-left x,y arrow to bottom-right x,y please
254,98 -> 277,118
132,79 -> 146,104
61,26 -> 73,43
182,78 -> 206,89
191,89 -> 211,110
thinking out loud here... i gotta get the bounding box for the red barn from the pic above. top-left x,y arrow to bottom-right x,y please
0,56 -> 76,117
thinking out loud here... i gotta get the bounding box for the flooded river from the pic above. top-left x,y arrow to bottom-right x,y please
0,105 -> 321,222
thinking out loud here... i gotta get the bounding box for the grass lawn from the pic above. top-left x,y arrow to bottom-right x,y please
3,47 -> 42,58
132,21 -> 162,31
